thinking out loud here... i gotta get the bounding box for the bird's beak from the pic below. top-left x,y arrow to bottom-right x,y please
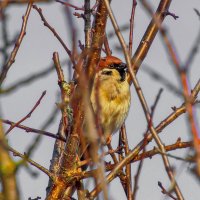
118,62 -> 127,70
116,62 -> 127,82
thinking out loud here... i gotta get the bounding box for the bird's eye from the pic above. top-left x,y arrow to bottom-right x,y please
101,70 -> 112,76
109,64 -> 114,68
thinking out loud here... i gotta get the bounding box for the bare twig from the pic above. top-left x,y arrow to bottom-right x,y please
8,145 -> 53,179
1,119 -> 65,141
26,105 -> 59,157
163,10 -> 179,20
150,88 -> 163,118
129,0 -> 137,55
184,28 -> 200,71
104,34 -> 112,56
0,61 -> 62,95
121,124 -> 132,199
0,2 -> 33,85
132,152 -> 144,200
56,0 -> 84,11
32,5 -> 75,65
133,88 -> 162,199
141,65 -> 182,96
82,140 -> 192,179
5,91 -> 46,135
158,181 -> 177,200
129,0 -> 172,77
0,0 -> 51,9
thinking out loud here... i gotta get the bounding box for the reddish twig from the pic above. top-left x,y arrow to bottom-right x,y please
104,34 -> 112,56
82,140 -> 193,179
32,5 -> 75,65
5,91 -> 46,135
129,0 -> 172,77
0,2 -> 33,85
56,0 -> 84,11
121,124 -> 132,199
128,0 -> 137,55
2,119 -> 65,141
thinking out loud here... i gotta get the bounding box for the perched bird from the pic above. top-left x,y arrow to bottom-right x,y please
90,56 -> 131,144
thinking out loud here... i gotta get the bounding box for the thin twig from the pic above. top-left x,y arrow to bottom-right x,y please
104,34 -> 112,56
132,153 -> 144,200
184,29 -> 200,71
5,91 -> 46,135
56,0 -> 84,11
158,181 -> 177,200
133,88 -> 162,199
129,0 -> 172,77
0,2 -> 33,85
26,106 -> 60,157
8,146 -> 53,179
121,124 -> 132,199
0,0 -> 50,8
128,0 -> 137,55
32,5 -> 75,65
150,88 -> 163,118
141,64 -> 182,97
2,119 -> 65,141
0,60 -> 65,95
82,140 -> 192,179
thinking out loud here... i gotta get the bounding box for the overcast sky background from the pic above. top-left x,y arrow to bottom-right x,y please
0,0 -> 200,199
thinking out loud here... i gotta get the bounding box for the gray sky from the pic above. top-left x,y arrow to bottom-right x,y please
1,0 -> 200,199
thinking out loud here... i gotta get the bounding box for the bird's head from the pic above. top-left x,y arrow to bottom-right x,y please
97,56 -> 128,82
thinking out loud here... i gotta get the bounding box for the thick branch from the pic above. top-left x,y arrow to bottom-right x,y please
129,0 -> 172,79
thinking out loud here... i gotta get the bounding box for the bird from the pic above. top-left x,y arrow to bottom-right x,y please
90,55 -> 131,144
